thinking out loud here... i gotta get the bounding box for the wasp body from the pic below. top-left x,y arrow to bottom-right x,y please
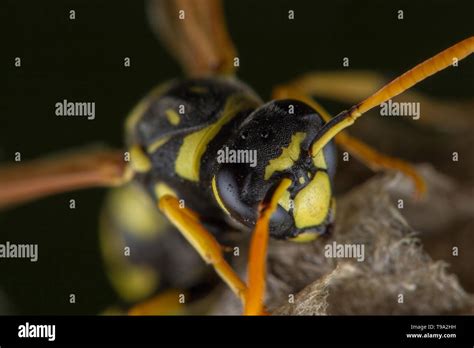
101,77 -> 337,305
126,77 -> 336,241
1,0 -> 471,315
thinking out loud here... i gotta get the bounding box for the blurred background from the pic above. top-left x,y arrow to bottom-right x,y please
0,0 -> 472,314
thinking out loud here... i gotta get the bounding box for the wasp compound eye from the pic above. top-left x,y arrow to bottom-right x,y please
212,163 -> 294,238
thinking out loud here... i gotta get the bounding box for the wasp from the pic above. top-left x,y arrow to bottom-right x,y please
0,0 -> 472,315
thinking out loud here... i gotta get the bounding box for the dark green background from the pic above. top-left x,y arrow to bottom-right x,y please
0,0 -> 473,314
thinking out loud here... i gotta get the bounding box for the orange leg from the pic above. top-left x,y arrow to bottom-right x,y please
244,178 -> 292,315
158,195 -> 247,305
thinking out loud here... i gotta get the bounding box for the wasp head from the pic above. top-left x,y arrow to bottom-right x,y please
212,99 -> 337,241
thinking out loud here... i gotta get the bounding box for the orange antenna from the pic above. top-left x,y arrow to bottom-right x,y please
311,36 -> 474,156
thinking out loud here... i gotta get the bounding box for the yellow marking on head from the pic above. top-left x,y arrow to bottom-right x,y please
290,232 -> 319,243
147,136 -> 170,153
278,188 -> 292,211
129,145 -> 152,172
211,176 -> 231,215
312,150 -> 328,169
165,109 -> 181,125
293,171 -> 331,229
154,182 -> 178,199
175,95 -> 257,181
264,132 -> 306,180
298,176 -> 305,185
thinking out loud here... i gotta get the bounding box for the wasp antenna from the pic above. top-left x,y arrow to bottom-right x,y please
355,36 -> 474,116
311,36 -> 474,156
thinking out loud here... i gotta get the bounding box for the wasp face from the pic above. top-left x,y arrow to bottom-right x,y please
212,100 -> 337,241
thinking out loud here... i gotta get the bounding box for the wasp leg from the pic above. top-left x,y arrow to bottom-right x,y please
273,83 -> 427,196
147,0 -> 237,77
158,195 -> 247,305
244,178 -> 292,316
0,148 -> 130,209
128,289 -> 185,315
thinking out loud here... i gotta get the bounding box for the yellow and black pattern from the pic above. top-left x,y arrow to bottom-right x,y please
125,77 -> 261,223
212,99 -> 337,240
125,77 -> 337,242
99,183 -> 210,303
